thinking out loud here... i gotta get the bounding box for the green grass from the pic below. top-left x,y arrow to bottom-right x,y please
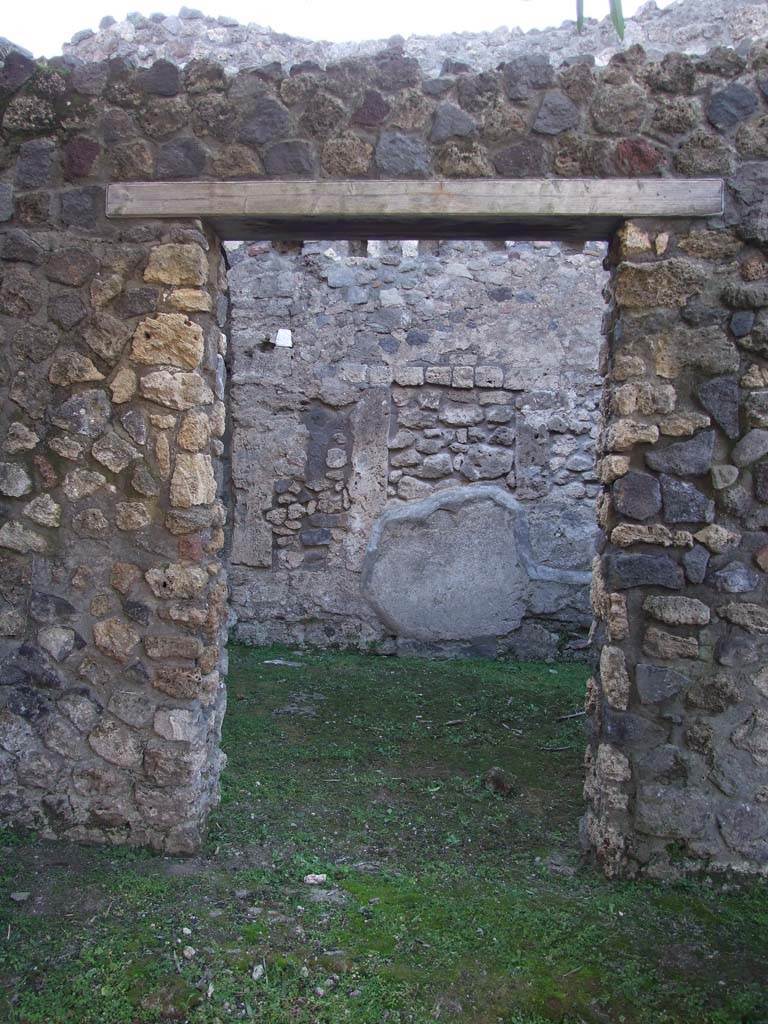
1,645 -> 767,1023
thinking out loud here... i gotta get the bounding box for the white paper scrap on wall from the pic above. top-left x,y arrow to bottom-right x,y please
274,328 -> 293,348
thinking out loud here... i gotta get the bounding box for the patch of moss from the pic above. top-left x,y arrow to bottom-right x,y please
0,645 -> 766,1023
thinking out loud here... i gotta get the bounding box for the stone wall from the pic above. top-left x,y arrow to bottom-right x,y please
63,1 -> 768,76
2,32 -> 768,876
0,216 -> 230,852
227,238 -> 605,657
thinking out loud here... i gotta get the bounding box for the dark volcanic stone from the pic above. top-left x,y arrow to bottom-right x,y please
715,629 -> 761,666
29,592 -> 76,624
60,187 -> 103,230
636,664 -> 690,704
423,77 -> 454,98
0,229 -> 44,264
441,58 -> 471,74
49,293 -> 88,330
165,507 -> 217,534
533,89 -> 579,135
755,463 -> 768,504
612,470 -> 661,521
730,311 -> 755,339
605,553 -> 684,590
636,783 -> 711,839
156,138 -> 207,178
373,51 -> 420,92
46,247 -> 98,287
15,191 -> 54,228
300,528 -> 332,547
722,283 -> 768,310
375,133 -> 430,178
718,802 -> 768,860
733,429 -> 768,467
493,139 -> 548,176
456,71 -> 500,111
708,561 -> 761,593
682,544 -> 710,584
602,709 -> 669,748
121,409 -> 148,446
716,483 -> 751,519
430,103 -> 476,143
0,50 -> 35,98
681,298 -> 727,327
62,136 -> 101,179
263,140 -> 318,177
351,89 -> 390,126
697,47 -> 746,78
0,183 -> 11,221
406,329 -> 430,347
5,685 -> 52,722
51,389 -> 111,437
696,377 -> 740,439
101,107 -> 137,143
113,287 -> 158,318
124,599 -> 151,626
238,95 -> 292,145
707,84 -> 759,130
72,59 -> 109,95
660,475 -> 715,524
503,55 -> 554,100
139,59 -> 181,96
15,138 -> 57,189
10,323 -> 58,362
182,59 -> 227,94
645,430 -> 715,476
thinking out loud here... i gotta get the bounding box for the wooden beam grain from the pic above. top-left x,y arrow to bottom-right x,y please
106,178 -> 724,241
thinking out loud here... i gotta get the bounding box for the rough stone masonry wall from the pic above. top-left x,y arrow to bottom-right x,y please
227,238 -> 605,657
585,206 -> 768,878
63,0 -> 768,76
0,63 -> 231,851
1,34 -> 768,874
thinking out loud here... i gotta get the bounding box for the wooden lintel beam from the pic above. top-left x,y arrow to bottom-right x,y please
107,179 -> 724,231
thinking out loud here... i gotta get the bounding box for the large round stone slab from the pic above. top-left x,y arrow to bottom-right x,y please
361,485 -> 589,642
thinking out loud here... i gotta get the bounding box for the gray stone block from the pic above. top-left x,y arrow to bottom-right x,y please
682,544 -> 710,584
709,561 -> 761,593
646,430 -> 715,476
0,183 -> 12,221
636,664 -> 690,704
613,470 -> 661,521
375,132 -> 430,177
660,475 -> 715,524
733,429 -> 768,467
533,89 -> 579,135
605,553 -> 684,591
707,84 -> 758,129
430,102 -> 476,143
361,485 -> 589,642
696,376 -> 740,439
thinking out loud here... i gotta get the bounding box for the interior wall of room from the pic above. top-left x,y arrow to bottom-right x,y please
227,237 -> 606,658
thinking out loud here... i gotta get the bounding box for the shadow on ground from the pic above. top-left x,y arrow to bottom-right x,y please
1,645 -> 767,1023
